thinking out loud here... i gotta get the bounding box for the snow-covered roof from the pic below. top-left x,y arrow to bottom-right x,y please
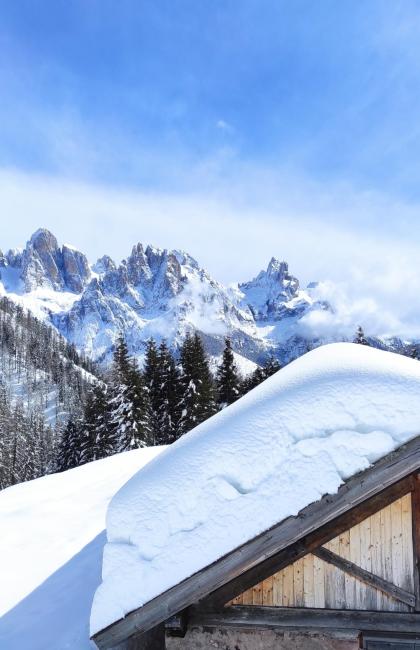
90,342 -> 420,636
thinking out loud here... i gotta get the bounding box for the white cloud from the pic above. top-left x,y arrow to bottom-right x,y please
216,119 -> 234,134
1,166 -> 420,340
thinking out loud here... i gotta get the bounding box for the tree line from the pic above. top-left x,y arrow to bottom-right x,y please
58,333 -> 280,472
0,296 -> 94,489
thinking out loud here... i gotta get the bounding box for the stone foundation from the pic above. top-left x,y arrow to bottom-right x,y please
166,627 -> 359,650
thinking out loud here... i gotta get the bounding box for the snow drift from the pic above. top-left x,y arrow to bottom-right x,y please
0,447 -> 163,650
91,343 -> 420,636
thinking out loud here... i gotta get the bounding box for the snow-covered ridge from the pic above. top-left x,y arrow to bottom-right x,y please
90,343 -> 420,635
0,228 -> 325,367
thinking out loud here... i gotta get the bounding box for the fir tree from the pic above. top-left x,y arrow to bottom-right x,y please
156,340 -> 182,444
410,344 -> 419,360
143,338 -> 161,444
262,355 -> 281,379
354,325 -> 369,345
110,335 -> 152,450
56,418 -> 83,471
240,356 -> 281,395
79,386 -> 102,464
179,333 -> 217,433
217,338 -> 241,407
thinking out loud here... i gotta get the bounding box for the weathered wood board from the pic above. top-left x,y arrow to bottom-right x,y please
229,493 -> 414,611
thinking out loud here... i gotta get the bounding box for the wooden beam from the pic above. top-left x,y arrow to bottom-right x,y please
165,610 -> 188,637
191,605 -> 420,634
204,475 -> 414,609
412,473 -> 420,611
92,436 -> 420,649
313,546 -> 416,608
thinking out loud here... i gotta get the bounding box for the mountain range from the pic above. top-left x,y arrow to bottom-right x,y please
0,228 -> 411,371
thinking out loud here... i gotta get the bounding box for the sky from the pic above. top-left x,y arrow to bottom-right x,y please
1,1 -> 420,335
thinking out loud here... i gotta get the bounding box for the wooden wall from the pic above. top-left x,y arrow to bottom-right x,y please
229,493 -> 414,612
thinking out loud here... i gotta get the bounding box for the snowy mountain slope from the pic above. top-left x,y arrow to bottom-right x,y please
0,447 -> 164,650
0,294 -> 95,424
91,344 -> 420,635
0,228 -> 411,369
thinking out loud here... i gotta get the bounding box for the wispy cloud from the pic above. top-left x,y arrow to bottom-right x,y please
1,166 -> 420,339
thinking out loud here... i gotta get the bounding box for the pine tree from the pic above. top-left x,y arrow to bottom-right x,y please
179,333 -> 217,433
262,356 -> 281,378
216,338 -> 241,407
110,335 -> 152,450
156,340 -> 182,444
409,344 -> 419,360
143,339 -> 161,444
354,325 -> 369,345
0,384 -> 12,489
79,387 -> 102,464
56,418 -> 83,471
240,356 -> 281,396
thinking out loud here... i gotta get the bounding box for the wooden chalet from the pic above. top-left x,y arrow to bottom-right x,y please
92,434 -> 420,650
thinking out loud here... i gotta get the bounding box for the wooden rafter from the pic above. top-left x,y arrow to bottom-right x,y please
313,546 -> 416,608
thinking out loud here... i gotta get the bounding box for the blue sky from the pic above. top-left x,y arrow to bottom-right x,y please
1,1 -> 420,334
2,0 -> 420,193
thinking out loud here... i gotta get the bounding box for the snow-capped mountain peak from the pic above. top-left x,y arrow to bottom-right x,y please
6,228 -> 92,294
3,228 -> 401,370
239,257 -> 302,320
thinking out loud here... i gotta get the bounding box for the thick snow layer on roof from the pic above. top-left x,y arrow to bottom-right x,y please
91,343 -> 420,635
0,447 -> 163,650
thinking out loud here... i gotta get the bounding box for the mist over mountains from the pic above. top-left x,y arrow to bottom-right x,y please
0,228 -> 414,370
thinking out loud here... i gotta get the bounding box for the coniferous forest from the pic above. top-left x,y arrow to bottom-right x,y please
0,297 -> 281,489
2,292 -> 405,491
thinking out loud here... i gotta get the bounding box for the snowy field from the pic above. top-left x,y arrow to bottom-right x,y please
0,447 -> 163,650
3,343 -> 420,648
91,343 -> 420,636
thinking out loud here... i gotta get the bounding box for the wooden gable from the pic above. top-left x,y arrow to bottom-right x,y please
93,438 -> 420,649
228,493 -> 414,612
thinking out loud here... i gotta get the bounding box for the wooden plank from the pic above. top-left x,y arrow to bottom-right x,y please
293,558 -> 304,607
272,569 -> 283,606
324,536 -> 339,608
241,587 -> 253,605
350,520 -> 361,609
282,564 -> 294,607
359,515 -> 376,610
391,496 -> 404,611
252,581 -> 263,606
92,437 -> 420,649
262,576 -> 273,606
303,553 -> 315,608
370,510 -> 382,610
192,605 -> 420,634
313,546 -> 415,608
340,529 -> 354,610
412,473 -> 420,611
312,552 -> 325,608
401,493 -> 414,593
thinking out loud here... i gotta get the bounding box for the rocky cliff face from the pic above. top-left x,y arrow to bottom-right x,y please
10,229 -> 91,293
0,228 -> 407,370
